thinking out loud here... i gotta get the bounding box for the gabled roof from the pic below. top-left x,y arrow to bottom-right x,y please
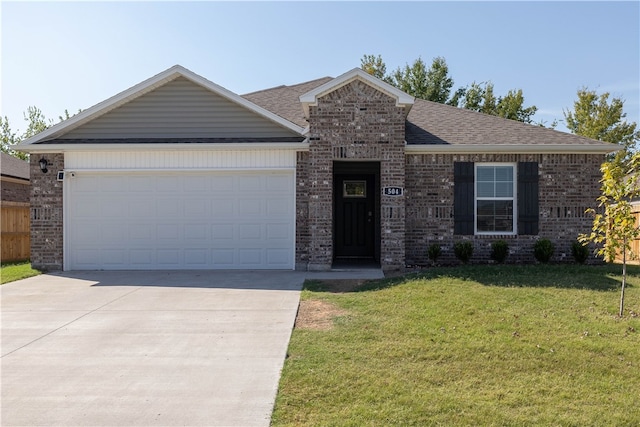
298,68 -> 415,118
0,153 -> 30,181
17,65 -> 305,149
247,74 -> 617,155
243,77 -> 333,128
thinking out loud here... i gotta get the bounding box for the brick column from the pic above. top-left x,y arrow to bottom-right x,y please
305,80 -> 406,271
30,153 -> 64,270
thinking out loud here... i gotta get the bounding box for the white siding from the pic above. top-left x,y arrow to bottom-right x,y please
62,77 -> 298,139
65,150 -> 297,170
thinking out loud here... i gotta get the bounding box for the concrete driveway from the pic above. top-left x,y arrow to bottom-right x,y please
1,270 -> 306,426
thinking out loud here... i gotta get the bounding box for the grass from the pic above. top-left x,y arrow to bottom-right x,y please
0,261 -> 41,284
272,264 -> 640,426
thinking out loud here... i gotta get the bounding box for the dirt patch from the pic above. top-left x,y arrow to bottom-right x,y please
295,299 -> 348,330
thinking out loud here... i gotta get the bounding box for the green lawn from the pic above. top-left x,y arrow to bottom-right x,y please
0,261 -> 41,284
272,264 -> 640,426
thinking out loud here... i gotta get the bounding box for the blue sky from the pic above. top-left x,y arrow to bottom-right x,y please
2,1 -> 639,135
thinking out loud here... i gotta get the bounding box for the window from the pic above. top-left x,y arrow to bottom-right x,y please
343,180 -> 366,198
475,164 -> 516,234
454,161 -> 538,236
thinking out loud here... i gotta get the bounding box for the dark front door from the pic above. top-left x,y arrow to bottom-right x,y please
334,174 -> 376,258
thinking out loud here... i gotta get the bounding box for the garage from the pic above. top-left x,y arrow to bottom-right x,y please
66,170 -> 295,270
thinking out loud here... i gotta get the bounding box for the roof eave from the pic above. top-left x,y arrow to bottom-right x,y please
17,142 -> 311,153
17,65 -> 304,148
405,143 -> 620,155
299,68 -> 414,118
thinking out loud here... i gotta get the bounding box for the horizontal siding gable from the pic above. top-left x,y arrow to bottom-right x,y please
63,77 -> 298,140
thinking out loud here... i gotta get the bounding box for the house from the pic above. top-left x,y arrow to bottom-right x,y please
1,152 -> 30,203
1,152 -> 31,262
17,65 -> 615,271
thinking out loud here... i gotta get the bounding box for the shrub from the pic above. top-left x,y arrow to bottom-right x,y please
533,239 -> 555,263
571,240 -> 590,264
491,240 -> 509,263
427,243 -> 442,264
454,241 -> 474,264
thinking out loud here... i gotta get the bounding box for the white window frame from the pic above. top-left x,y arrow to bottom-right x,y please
474,163 -> 517,235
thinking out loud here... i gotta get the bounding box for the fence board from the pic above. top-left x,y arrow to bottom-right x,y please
1,202 -> 30,262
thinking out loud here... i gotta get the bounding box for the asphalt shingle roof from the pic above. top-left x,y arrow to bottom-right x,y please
243,76 -> 613,148
243,77 -> 333,128
0,152 -> 30,180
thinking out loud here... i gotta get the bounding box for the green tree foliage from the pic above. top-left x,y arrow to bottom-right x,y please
1,107 -> 77,160
1,115 -> 28,160
360,54 -> 388,82
564,88 -> 639,148
496,89 -> 538,123
389,57 -> 453,103
361,54 -> 537,123
579,151 -> 640,316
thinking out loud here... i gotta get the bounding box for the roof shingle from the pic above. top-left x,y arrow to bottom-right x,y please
1,152 -> 30,181
243,75 -> 615,149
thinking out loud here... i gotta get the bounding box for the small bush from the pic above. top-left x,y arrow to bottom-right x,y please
491,240 -> 509,263
454,241 -> 474,264
427,243 -> 442,264
533,238 -> 555,263
571,240 -> 590,264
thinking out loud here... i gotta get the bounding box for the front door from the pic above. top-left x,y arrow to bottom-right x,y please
334,174 -> 376,259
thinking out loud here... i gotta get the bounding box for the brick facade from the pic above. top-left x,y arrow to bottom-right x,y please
405,153 -> 604,265
300,80 -> 406,271
24,70 -> 609,272
30,153 -> 64,270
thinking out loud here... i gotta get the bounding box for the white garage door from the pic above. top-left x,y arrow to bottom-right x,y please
66,171 -> 295,270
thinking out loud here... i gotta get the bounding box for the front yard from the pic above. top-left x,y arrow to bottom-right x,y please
272,264 -> 640,426
0,261 -> 41,284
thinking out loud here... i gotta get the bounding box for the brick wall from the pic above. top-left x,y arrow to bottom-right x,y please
302,79 -> 406,271
1,180 -> 30,203
405,153 -> 604,265
295,151 -> 310,269
30,153 -> 64,270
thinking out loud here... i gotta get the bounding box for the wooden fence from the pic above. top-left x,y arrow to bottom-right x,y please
1,202 -> 30,262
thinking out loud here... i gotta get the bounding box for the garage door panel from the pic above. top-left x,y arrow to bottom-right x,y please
185,249 -> 207,264
267,198 -> 291,215
68,171 -> 294,270
267,249 -> 291,265
130,249 -> 154,266
130,224 -> 154,241
156,199 -> 181,216
184,199 -> 208,217
129,176 -> 156,192
158,224 -> 180,240
100,176 -> 127,192
101,224 -> 128,244
267,223 -> 291,240
238,199 -> 261,216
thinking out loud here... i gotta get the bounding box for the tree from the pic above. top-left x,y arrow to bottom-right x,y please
360,54 -> 537,124
1,116 -> 27,160
564,88 -> 639,149
360,54 -> 388,82
1,107 -> 77,160
389,56 -> 453,103
496,89 -> 538,124
579,150 -> 640,317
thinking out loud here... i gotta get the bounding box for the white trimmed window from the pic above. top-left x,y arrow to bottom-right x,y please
475,164 -> 516,234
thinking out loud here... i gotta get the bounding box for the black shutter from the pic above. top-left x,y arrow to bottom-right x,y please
454,162 -> 475,235
518,162 -> 539,235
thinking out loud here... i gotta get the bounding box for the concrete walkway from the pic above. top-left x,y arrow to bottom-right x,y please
1,268 -> 384,426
